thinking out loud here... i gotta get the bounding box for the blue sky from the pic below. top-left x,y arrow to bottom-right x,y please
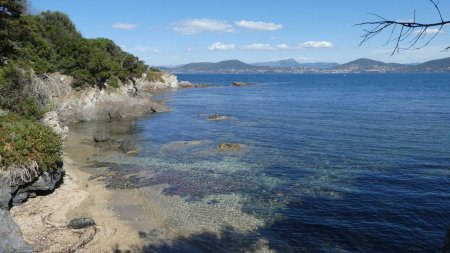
31,0 -> 450,66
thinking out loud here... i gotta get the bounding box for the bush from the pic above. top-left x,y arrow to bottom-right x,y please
146,69 -> 164,83
0,63 -> 47,119
0,114 -> 62,173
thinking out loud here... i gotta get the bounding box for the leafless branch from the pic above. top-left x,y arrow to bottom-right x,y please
356,0 -> 450,54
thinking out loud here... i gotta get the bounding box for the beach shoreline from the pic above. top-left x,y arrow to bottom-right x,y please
10,131 -> 156,252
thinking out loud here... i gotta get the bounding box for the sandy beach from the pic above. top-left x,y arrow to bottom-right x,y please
10,132 -> 153,252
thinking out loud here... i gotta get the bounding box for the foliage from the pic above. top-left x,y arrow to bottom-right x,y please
0,63 -> 47,119
146,69 -> 165,83
0,2 -> 149,88
0,114 -> 62,172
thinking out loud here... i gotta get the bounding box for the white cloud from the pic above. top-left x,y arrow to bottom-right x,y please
276,44 -> 290,50
112,23 -> 138,30
243,43 -> 277,51
413,28 -> 444,35
173,19 -> 234,35
208,42 -> 235,51
187,48 -> 193,52
299,41 -> 334,48
235,20 -> 282,31
133,46 -> 160,53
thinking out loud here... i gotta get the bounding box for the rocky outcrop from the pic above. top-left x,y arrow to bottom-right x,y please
232,81 -> 256,87
208,114 -> 229,121
134,72 -> 180,91
31,72 -> 177,123
217,143 -> 245,151
10,168 -> 64,205
41,111 -> 69,140
0,174 -> 33,253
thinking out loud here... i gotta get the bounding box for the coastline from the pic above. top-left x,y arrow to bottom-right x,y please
10,131 -> 152,252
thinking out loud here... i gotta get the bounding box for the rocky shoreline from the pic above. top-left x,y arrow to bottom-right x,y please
0,71 -> 187,252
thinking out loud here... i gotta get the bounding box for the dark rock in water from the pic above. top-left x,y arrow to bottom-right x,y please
0,210 -> 33,253
93,132 -> 112,142
0,174 -> 11,210
68,217 -> 96,229
232,81 -> 255,87
443,226 -> 450,253
119,140 -> 141,155
217,143 -> 244,151
208,114 -> 228,121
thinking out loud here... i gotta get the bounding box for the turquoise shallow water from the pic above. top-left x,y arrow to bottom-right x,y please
72,73 -> 450,252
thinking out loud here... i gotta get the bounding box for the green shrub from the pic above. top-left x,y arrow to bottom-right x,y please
146,69 -> 164,83
108,76 -> 119,88
0,63 -> 47,119
0,114 -> 62,172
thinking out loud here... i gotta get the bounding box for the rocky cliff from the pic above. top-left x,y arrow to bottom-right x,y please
31,72 -> 180,123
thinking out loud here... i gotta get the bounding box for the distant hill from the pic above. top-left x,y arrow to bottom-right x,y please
166,57 -> 450,74
414,57 -> 450,72
253,58 -> 339,69
172,60 -> 263,73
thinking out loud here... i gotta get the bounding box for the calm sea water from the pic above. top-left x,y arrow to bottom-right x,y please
74,74 -> 450,252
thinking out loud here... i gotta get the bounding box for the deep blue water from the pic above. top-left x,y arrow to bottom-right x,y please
80,74 -> 450,252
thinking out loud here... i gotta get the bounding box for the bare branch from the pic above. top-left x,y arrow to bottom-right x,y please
356,0 -> 450,54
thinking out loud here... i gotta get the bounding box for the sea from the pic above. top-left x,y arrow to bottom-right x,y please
70,73 -> 450,253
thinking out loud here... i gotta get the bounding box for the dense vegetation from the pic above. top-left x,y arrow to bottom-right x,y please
0,0 -> 153,172
0,114 -> 62,172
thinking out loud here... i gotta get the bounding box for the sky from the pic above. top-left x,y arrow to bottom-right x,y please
31,0 -> 450,66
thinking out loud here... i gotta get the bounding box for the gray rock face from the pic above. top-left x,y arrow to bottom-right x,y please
93,132 -> 112,142
0,210 -> 33,253
41,111 -> 69,140
68,217 -> 96,229
119,140 -> 142,155
0,174 -> 11,209
11,169 -> 64,206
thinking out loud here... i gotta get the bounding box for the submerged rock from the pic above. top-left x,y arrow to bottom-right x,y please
119,140 -> 142,155
93,132 -> 112,142
217,143 -> 244,151
232,82 -> 255,87
68,217 -> 96,229
208,114 -> 229,121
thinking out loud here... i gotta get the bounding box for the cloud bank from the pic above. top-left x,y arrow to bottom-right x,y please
174,19 -> 234,35
208,42 -> 236,51
112,23 -> 138,30
235,20 -> 282,31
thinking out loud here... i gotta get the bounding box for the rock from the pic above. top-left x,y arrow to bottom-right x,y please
68,217 -> 96,229
232,82 -> 255,87
41,111 -> 69,140
119,140 -> 141,155
0,173 -> 11,210
93,132 -> 112,142
11,169 -> 64,206
0,210 -> 33,253
217,143 -> 244,151
207,114 -> 228,121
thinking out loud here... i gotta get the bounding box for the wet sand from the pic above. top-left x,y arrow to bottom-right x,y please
10,131 -> 159,252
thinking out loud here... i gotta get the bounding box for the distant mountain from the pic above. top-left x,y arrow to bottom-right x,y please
253,58 -> 339,69
172,60 -> 262,73
332,58 -> 409,73
165,57 -> 450,74
414,57 -> 450,72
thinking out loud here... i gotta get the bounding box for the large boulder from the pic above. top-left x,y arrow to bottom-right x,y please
0,210 -> 33,253
207,114 -> 229,121
93,132 -> 112,142
232,82 -> 255,87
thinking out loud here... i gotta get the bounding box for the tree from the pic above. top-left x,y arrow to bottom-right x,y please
357,0 -> 450,54
0,0 -> 28,64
